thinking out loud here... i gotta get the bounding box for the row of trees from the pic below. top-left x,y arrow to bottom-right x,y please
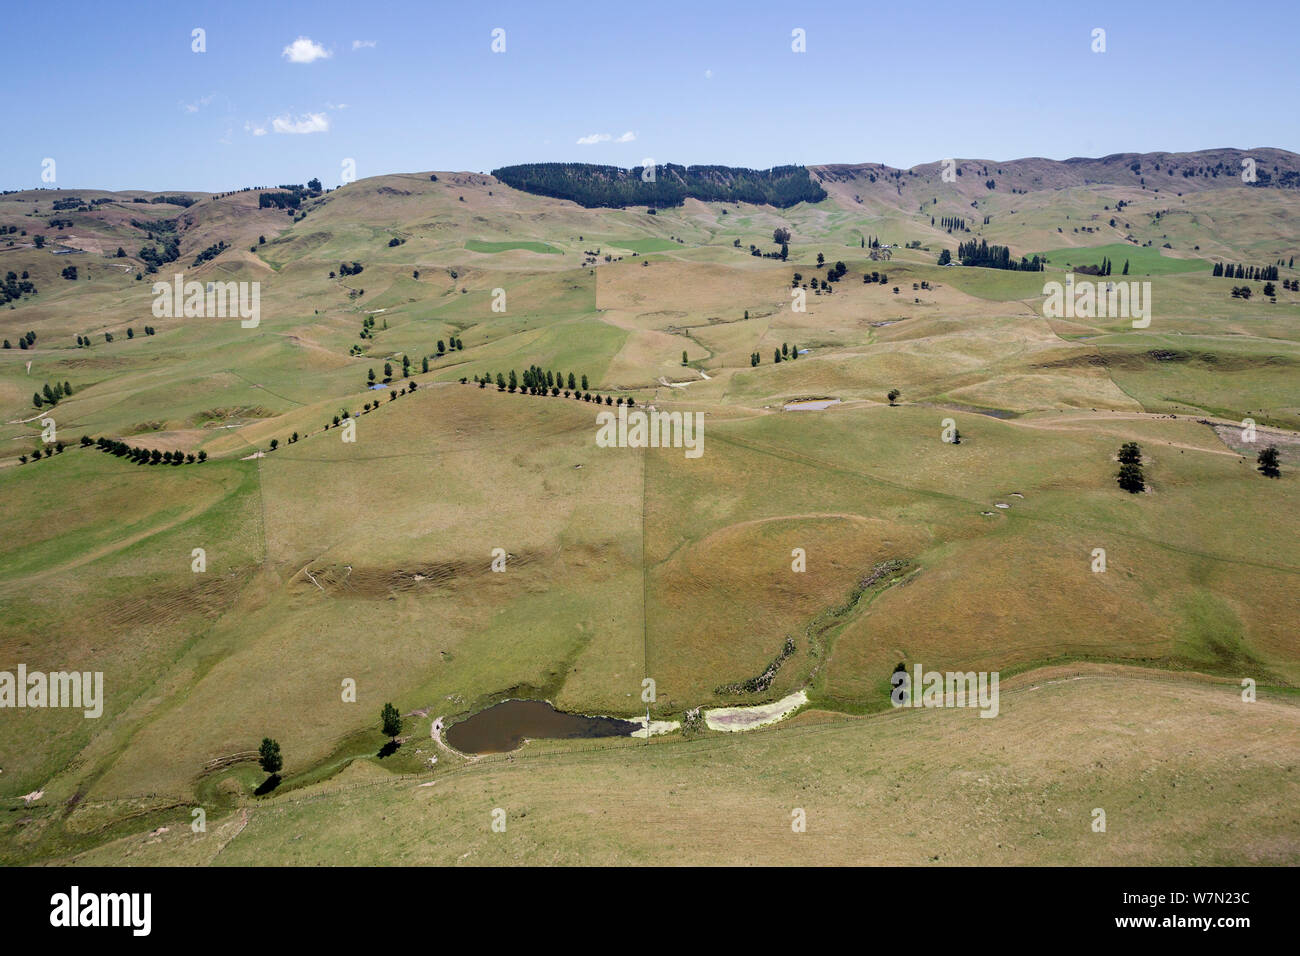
475,366 -> 588,394
473,368 -> 632,406
1212,263 -> 1280,280
18,443 -> 65,464
83,435 -> 207,465
3,330 -> 37,350
956,239 -> 1044,271
323,382 -> 419,431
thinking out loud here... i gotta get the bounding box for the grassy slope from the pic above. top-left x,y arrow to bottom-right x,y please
51,672 -> 1300,866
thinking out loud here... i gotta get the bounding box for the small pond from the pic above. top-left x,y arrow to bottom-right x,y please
784,398 -> 842,411
445,699 -> 639,755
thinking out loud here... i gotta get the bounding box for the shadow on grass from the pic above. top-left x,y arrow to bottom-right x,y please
377,741 -> 400,759
254,773 -> 281,796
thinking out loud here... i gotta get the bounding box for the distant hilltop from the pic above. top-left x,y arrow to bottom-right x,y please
492,149 -> 1300,211
813,147 -> 1300,197
490,163 -> 827,209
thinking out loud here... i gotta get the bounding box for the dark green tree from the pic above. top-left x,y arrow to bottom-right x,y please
1117,462 -> 1145,493
1257,446 -> 1281,478
258,738 -> 283,775
381,702 -> 403,739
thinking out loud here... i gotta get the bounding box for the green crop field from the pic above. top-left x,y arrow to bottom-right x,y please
465,239 -> 563,255
1037,242 -> 1211,275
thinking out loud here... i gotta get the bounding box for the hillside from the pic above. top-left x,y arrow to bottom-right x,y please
1,149 -> 1297,867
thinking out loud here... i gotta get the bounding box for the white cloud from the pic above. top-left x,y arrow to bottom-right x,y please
244,121 -> 267,137
578,131 -> 636,145
352,39 -> 376,50
271,112 -> 329,134
183,94 -> 216,113
282,36 -> 332,63
325,102 -> 349,110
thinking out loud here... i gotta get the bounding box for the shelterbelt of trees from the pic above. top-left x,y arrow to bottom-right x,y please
491,162 -> 827,209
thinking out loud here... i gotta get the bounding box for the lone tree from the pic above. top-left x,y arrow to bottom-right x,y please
1117,462 -> 1145,493
258,737 -> 282,775
682,350 -> 688,366
1117,442 -> 1142,466
1257,445 -> 1281,478
773,226 -> 791,244
887,388 -> 900,405
381,702 -> 403,740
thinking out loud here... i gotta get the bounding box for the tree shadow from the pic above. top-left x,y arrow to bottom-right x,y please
377,741 -> 400,759
254,773 -> 281,796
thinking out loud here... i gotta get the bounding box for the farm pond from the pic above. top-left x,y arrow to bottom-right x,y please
445,699 -> 640,755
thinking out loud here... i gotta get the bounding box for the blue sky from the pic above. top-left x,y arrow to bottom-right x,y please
9,0 -> 1298,191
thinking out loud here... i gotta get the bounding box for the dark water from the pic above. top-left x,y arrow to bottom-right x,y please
445,699 -> 639,755
942,403 -> 1019,420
